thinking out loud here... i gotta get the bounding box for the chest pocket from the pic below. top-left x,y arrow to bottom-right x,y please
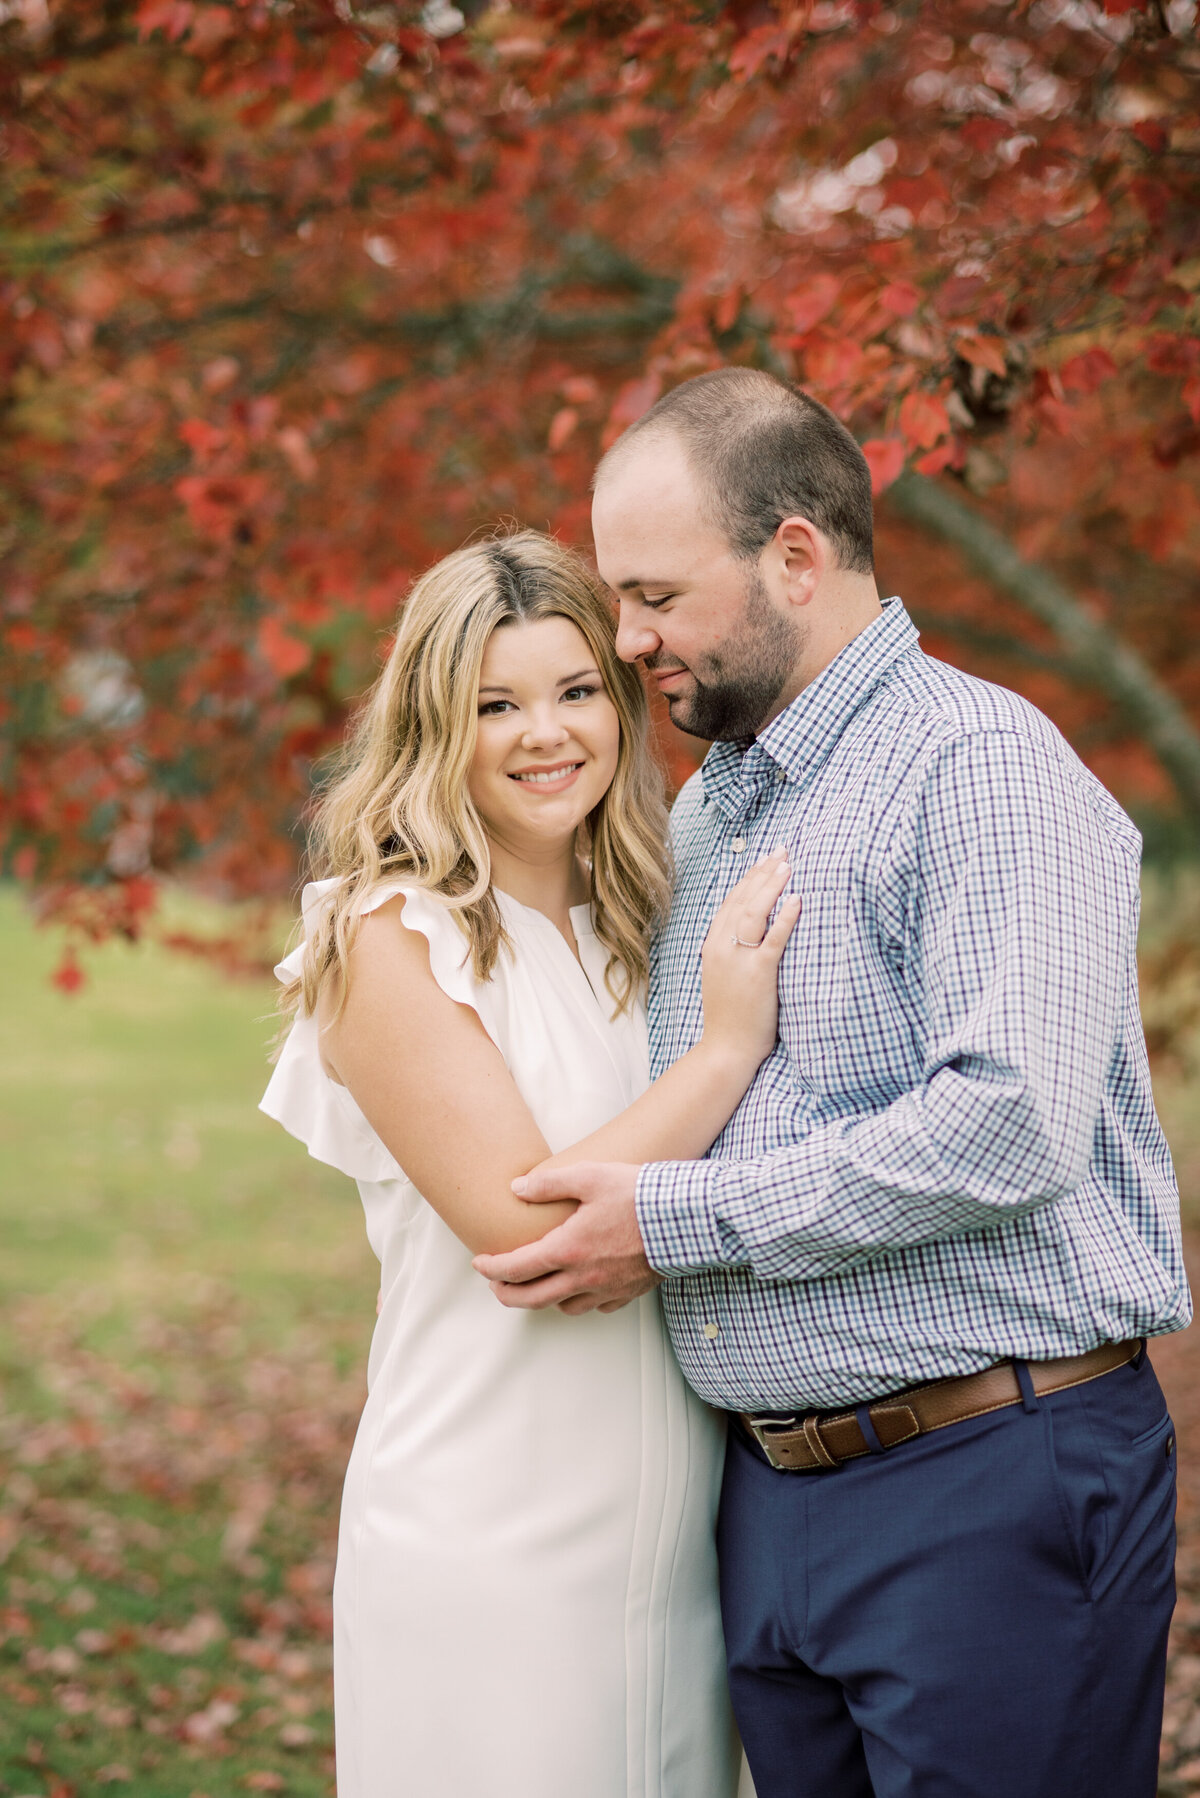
777,887 -> 850,1090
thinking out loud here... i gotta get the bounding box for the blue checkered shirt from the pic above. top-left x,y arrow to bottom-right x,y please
636,596 -> 1190,1412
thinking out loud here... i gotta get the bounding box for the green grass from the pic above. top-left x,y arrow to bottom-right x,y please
0,886 -> 376,1338
0,886 -> 376,1798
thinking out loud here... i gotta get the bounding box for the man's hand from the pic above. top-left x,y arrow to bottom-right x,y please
472,1162 -> 660,1316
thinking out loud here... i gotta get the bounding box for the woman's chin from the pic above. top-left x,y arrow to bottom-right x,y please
482,799 -> 594,860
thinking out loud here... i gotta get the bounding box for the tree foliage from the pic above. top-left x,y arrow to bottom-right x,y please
2,0 -> 1199,957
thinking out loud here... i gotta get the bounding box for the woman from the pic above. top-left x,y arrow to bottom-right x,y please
261,531 -> 796,1797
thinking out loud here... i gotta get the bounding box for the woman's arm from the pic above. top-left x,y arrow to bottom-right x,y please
538,856 -> 799,1173
320,858 -> 797,1257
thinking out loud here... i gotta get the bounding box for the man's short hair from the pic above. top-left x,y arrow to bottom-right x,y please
597,369 -> 875,575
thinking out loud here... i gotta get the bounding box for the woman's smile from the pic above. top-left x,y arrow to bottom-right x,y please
508,760 -> 585,791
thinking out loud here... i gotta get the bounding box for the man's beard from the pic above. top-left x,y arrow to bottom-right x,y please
650,566 -> 802,742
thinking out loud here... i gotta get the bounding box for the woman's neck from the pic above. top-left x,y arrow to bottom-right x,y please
486,833 -> 590,944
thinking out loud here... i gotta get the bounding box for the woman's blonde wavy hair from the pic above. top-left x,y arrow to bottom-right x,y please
280,529 -> 671,1030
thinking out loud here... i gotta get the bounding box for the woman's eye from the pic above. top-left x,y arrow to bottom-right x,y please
562,684 -> 600,703
478,699 -> 514,716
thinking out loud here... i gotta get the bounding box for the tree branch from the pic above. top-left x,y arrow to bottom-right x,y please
887,469 -> 1200,838
905,612 -> 1076,681
92,289 -> 678,355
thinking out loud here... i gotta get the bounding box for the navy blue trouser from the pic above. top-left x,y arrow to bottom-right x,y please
719,1348 -> 1177,1797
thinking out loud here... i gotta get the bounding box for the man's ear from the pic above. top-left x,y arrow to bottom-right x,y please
769,516 -> 825,607
778,517 -> 826,592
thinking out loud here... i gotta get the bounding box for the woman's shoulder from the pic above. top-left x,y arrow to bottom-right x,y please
260,878 -> 505,1183
308,876 -> 502,1016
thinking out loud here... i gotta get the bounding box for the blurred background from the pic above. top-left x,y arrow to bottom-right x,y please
2,1 -> 1200,1792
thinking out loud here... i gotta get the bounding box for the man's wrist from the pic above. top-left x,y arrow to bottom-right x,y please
635,1159 -> 732,1277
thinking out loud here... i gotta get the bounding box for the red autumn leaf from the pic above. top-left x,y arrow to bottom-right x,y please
879,282 -> 920,319
1060,348 -> 1118,395
121,875 -> 158,918
714,287 -> 742,333
135,0 -> 193,39
728,25 -> 793,81
51,948 -> 86,994
175,473 -> 269,542
784,274 -> 841,335
1035,395 -> 1080,438
803,332 -> 863,389
547,406 -> 578,452
898,391 -> 950,451
956,335 -> 1009,380
861,438 -> 906,495
915,441 -> 958,477
1132,121 -> 1167,154
277,426 -> 318,484
960,118 -> 1008,155
6,621 -> 39,653
178,418 -> 226,459
1151,416 -> 1200,469
256,615 -> 312,679
608,375 -> 662,430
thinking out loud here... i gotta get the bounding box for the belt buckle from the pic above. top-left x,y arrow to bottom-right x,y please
746,1411 -> 845,1473
744,1409 -> 802,1467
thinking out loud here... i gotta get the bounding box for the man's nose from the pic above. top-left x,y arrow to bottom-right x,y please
615,601 -> 661,664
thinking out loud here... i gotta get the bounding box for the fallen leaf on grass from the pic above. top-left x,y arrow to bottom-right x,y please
24,1643 -> 80,1675
244,1774 -> 286,1792
222,1476 -> 275,1567
152,1608 -> 226,1655
233,1635 -> 279,1672
96,1702 -> 135,1728
181,1696 -> 240,1743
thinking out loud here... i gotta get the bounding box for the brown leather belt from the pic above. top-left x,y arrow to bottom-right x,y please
738,1339 -> 1142,1473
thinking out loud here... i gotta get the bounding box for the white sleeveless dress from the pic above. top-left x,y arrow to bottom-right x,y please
260,879 -> 747,1798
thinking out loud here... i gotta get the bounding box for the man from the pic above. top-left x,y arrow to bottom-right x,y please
474,369 -> 1189,1797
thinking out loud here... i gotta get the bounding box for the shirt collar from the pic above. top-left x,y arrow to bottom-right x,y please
701,596 -> 918,816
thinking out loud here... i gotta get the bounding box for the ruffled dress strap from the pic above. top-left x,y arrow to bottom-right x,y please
259,878 -> 499,1182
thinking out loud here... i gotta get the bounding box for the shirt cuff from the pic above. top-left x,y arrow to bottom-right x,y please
636,1159 -> 737,1277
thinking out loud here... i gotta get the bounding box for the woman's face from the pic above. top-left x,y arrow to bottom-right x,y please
467,615 -> 621,862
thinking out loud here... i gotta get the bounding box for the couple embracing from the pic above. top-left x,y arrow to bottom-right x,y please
262,370 -> 1188,1798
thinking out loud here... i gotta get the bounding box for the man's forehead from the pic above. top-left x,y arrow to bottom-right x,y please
593,428 -> 695,509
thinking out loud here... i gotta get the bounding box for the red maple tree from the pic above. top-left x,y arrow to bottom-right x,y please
2,0 -> 1199,965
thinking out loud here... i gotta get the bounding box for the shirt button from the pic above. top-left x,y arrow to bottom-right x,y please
703,1322 -> 720,1341
731,837 -> 746,854
775,767 -> 787,782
